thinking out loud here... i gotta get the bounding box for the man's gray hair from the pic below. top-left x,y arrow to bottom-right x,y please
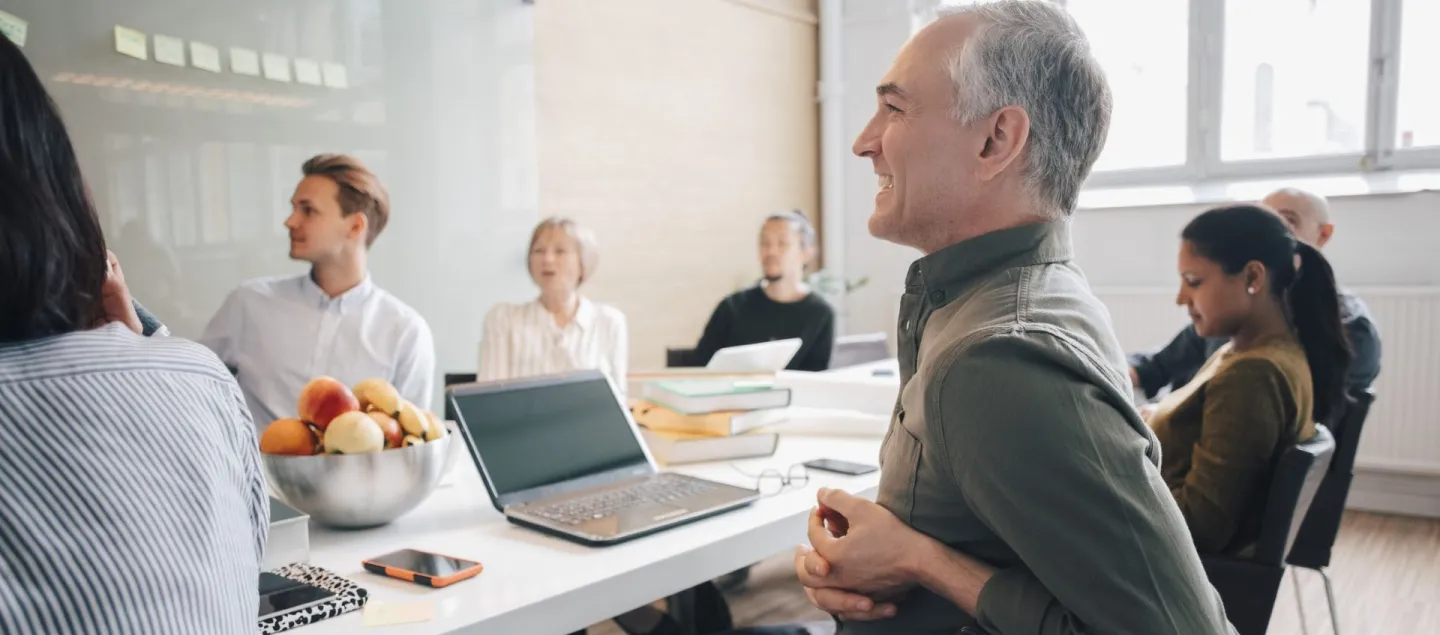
939,0 -> 1112,215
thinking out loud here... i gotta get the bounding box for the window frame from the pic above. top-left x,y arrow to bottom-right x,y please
1032,0 -> 1440,183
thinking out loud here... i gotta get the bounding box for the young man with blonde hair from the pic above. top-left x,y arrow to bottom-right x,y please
201,154 -> 435,429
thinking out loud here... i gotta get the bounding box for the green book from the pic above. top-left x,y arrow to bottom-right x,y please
640,379 -> 793,414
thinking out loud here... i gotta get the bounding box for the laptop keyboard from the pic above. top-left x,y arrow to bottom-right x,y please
526,474 -> 720,525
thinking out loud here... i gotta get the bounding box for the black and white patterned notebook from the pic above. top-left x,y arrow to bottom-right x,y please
259,563 -> 370,634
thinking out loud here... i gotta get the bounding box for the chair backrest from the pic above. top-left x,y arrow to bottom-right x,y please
1252,424 -> 1335,565
442,373 -> 478,423
829,332 -> 890,369
1326,388 -> 1375,477
666,347 -> 700,368
1287,388 -> 1376,568
444,372 -> 478,387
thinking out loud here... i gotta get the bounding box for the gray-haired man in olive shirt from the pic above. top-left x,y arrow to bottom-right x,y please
782,2 -> 1237,635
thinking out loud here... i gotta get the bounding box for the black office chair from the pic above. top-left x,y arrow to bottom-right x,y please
665,347 -> 699,368
829,332 -> 891,369
442,372 -> 478,424
1200,424 -> 1336,635
1286,389 -> 1376,635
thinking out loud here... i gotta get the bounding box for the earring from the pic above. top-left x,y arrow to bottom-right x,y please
1247,287 -> 1256,295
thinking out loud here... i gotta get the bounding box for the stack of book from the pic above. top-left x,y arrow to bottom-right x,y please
631,378 -> 792,464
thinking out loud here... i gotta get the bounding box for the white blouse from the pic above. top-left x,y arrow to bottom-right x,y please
477,297 -> 629,387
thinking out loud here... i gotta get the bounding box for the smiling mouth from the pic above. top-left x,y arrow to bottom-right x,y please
878,174 -> 894,191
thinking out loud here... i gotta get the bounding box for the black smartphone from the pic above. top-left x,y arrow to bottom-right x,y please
362,548 -> 485,588
258,572 -> 335,619
803,458 -> 879,476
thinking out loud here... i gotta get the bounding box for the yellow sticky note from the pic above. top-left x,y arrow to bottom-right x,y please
294,58 -> 322,86
190,42 -> 221,73
0,10 -> 28,47
114,25 -> 148,60
362,600 -> 435,627
153,34 -> 186,67
230,47 -> 260,76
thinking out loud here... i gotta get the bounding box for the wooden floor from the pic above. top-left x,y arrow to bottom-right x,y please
588,511 -> 1439,635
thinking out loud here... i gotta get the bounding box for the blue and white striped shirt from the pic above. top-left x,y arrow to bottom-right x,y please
0,323 -> 268,635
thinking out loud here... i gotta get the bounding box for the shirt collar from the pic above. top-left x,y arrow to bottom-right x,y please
906,218 -> 1074,302
532,296 -> 596,332
299,271 -> 375,311
573,296 -> 597,331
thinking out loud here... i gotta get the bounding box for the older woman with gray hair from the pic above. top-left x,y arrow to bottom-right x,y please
477,216 -> 628,385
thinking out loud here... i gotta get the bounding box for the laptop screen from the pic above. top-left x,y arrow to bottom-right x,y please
451,373 -> 649,496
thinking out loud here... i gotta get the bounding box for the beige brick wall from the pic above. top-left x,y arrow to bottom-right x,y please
534,0 -> 820,372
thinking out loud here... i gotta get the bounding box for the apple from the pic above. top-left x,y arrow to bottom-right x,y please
353,377 -> 402,416
298,376 -> 360,431
324,411 -> 385,454
259,418 -> 320,456
367,410 -> 404,449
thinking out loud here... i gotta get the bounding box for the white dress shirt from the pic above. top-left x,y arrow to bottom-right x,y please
477,297 -> 628,386
200,273 -> 436,428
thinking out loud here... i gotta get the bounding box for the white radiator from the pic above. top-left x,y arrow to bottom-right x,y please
1096,286 -> 1440,477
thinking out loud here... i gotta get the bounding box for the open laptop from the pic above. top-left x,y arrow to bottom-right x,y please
705,338 -> 803,372
448,370 -> 760,546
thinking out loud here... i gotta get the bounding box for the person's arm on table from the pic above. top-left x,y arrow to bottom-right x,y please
1127,324 -> 1208,400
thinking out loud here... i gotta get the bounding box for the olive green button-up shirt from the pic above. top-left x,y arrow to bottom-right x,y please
839,220 -> 1235,635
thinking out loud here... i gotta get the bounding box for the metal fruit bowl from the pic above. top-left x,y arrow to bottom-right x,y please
262,434 -> 453,530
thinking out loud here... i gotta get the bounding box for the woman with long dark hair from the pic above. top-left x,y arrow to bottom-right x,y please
1147,203 -> 1351,555
0,33 -> 266,634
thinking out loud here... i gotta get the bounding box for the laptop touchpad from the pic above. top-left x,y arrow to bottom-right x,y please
580,503 -> 689,537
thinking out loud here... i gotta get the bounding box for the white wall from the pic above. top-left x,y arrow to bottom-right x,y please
535,0 -> 820,372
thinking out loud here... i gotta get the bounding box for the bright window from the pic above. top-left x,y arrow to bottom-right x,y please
1396,0 -> 1440,149
1221,0 -> 1372,161
1066,0 -> 1190,171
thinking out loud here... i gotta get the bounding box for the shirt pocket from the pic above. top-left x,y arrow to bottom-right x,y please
877,408 -> 922,525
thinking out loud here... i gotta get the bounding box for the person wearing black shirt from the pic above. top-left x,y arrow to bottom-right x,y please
690,210 -> 835,371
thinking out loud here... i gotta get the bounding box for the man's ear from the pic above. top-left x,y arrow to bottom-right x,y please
348,212 -> 368,243
976,105 -> 1030,182
1316,223 -> 1335,248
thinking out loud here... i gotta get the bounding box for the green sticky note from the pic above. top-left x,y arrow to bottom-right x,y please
0,10 -> 28,47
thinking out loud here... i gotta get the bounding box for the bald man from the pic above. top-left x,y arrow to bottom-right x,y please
1129,187 -> 1382,401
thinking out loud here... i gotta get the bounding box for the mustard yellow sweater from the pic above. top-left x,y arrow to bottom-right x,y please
1149,332 -> 1315,555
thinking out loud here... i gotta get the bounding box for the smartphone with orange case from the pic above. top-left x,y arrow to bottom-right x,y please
362,548 -> 484,588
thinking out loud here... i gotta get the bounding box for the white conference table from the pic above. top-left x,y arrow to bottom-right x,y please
296,434 -> 884,635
